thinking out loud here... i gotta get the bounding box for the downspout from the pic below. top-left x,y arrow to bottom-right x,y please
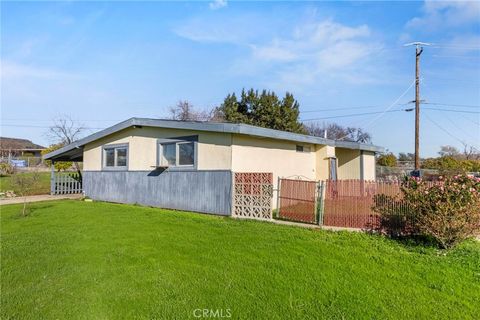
360,150 -> 365,181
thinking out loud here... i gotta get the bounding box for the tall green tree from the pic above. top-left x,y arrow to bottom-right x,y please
219,89 -> 305,134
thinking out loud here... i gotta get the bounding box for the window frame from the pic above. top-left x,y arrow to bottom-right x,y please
102,143 -> 129,171
157,136 -> 198,170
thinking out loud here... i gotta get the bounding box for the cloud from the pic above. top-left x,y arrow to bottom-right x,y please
175,13 -> 385,92
240,19 -> 378,89
209,0 -> 227,10
1,60 -> 74,80
406,1 -> 480,30
174,15 -> 255,44
251,20 -> 371,67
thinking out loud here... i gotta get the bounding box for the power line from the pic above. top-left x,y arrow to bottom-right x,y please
1,118 -> 122,122
458,113 -> 480,126
443,114 -> 480,143
0,124 -> 106,130
424,113 -> 479,149
301,107 -> 480,121
423,108 -> 480,114
344,81 -> 416,133
430,45 -> 480,50
423,102 -> 480,109
301,109 -> 406,121
274,100 -> 479,115
300,105 -> 389,113
432,55 -> 480,59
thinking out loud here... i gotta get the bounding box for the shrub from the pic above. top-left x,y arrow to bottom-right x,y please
41,144 -> 72,171
376,153 -> 397,167
421,156 -> 480,174
403,176 -> 480,249
0,162 -> 15,176
373,175 -> 480,249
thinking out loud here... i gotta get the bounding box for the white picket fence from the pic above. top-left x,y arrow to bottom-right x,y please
52,172 -> 82,195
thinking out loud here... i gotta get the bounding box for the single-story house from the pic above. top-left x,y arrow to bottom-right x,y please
44,118 -> 383,216
0,137 -> 45,158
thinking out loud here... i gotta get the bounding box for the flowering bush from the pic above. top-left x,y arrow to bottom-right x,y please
373,175 -> 480,249
403,175 -> 480,248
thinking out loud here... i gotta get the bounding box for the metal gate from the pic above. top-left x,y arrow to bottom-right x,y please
277,178 -> 324,224
232,172 -> 273,220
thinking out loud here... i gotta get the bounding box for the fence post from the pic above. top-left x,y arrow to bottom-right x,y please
275,177 -> 281,219
316,181 -> 325,226
50,162 -> 55,195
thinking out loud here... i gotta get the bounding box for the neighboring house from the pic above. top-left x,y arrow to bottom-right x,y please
44,118 -> 383,215
0,137 -> 45,158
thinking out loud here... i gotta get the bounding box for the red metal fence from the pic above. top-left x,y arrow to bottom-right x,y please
323,179 -> 414,229
277,178 -> 439,230
278,178 -> 319,224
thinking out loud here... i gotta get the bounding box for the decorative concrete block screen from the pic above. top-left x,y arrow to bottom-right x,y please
232,172 -> 273,220
83,170 -> 232,215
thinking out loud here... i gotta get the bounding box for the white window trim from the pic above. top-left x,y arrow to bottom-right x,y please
176,141 -> 196,167
158,140 -> 197,170
102,143 -> 129,171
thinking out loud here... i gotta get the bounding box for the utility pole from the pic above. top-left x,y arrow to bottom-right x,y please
404,42 -> 430,173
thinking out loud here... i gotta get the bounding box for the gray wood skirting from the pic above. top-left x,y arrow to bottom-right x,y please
83,170 -> 232,215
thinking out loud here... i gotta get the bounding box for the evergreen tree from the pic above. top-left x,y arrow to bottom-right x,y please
219,88 -> 305,134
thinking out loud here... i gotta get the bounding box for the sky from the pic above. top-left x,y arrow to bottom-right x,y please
1,0 -> 479,157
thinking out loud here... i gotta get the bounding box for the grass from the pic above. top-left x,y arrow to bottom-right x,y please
1,200 -> 480,319
0,172 -> 51,195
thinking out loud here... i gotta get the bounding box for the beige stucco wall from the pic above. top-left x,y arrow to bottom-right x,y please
231,134 -> 317,209
83,127 -> 232,171
315,145 -> 335,180
82,126 -> 376,183
362,151 -> 376,180
336,148 -> 361,180
231,134 -> 316,182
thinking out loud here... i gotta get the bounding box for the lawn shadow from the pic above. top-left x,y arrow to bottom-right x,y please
386,234 -> 441,253
9,203 -> 55,220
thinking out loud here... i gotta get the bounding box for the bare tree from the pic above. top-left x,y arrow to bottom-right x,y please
303,122 -> 326,137
462,145 -> 480,160
208,106 -> 225,122
46,115 -> 85,175
169,101 -> 211,121
47,115 -> 86,145
438,145 -> 460,157
11,171 -> 40,216
305,122 -> 372,143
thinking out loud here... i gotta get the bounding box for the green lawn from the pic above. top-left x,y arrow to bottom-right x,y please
1,200 -> 479,319
0,172 -> 51,195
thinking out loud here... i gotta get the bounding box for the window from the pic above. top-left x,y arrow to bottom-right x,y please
159,140 -> 196,168
296,145 -> 311,153
162,143 -> 176,166
103,144 -> 128,169
178,142 -> 194,166
116,148 -> 127,167
105,149 -> 115,167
